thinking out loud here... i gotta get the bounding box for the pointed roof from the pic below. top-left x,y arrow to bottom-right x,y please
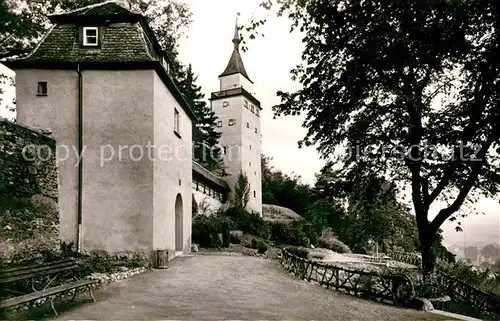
219,19 -> 252,83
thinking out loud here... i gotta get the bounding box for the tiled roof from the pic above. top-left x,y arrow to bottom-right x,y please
219,22 -> 252,82
15,2 -> 158,64
192,161 -> 230,191
49,1 -> 131,17
23,23 -> 157,63
219,48 -> 251,81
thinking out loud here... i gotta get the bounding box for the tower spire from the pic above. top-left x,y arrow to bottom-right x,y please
219,14 -> 252,82
233,16 -> 241,50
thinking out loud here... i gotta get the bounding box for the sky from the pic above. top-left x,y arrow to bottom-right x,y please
177,0 -> 499,248
1,0 -> 498,248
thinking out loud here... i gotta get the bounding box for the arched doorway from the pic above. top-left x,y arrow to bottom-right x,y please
175,193 -> 183,252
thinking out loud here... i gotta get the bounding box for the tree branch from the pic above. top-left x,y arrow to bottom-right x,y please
430,135 -> 496,232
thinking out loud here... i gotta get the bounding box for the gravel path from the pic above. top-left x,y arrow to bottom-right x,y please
55,255 -> 453,320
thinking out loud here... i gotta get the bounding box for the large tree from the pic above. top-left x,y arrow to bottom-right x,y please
261,154 -> 312,215
245,0 -> 500,273
178,64 -> 223,173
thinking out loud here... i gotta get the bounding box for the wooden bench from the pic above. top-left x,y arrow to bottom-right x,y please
0,259 -> 99,317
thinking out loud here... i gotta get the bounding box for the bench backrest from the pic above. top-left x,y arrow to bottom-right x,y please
0,259 -> 78,284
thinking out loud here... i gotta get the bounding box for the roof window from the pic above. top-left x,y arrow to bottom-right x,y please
83,27 -> 99,46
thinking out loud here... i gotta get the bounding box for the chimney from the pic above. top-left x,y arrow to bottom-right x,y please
113,0 -> 131,10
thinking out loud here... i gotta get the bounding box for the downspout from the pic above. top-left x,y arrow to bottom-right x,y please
76,64 -> 83,253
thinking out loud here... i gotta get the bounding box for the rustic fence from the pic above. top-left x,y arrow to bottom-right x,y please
435,270 -> 500,318
386,250 -> 500,318
280,248 -> 415,306
386,250 -> 422,266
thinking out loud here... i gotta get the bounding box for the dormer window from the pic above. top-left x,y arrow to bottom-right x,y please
161,56 -> 170,74
83,27 -> 99,46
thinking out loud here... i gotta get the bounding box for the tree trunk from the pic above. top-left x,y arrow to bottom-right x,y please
416,209 -> 437,278
420,237 -> 437,278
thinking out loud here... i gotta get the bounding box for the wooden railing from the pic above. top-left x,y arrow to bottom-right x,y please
386,250 -> 500,318
280,248 -> 415,306
387,251 -> 422,266
435,270 -> 500,318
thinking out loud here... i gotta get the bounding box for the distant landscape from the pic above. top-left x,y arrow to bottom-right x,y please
442,219 -> 500,269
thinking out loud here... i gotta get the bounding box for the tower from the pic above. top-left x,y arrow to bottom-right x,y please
210,20 -> 262,214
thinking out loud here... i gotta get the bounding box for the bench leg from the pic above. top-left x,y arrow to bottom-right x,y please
50,298 -> 58,317
88,287 -> 96,302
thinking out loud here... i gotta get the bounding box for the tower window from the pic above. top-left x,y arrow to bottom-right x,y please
254,191 -> 256,198
228,119 -> 236,126
217,121 -> 222,128
37,82 -> 48,96
223,101 -> 229,107
249,162 -> 251,167
83,27 -> 99,46
255,128 -> 258,134
249,145 -> 252,150
254,171 -> 256,176
246,122 -> 249,128
174,108 -> 180,135
223,146 -> 227,155
244,100 -> 249,108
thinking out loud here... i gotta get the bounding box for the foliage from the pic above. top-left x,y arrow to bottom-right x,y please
178,64 -> 223,173
269,221 -> 310,247
261,155 -> 312,215
233,172 -> 251,209
245,0 -> 500,274
257,240 -> 269,254
222,220 -> 231,248
316,229 -> 351,254
286,246 -> 310,259
1,0 -> 192,111
192,194 -> 198,216
230,230 -> 243,244
192,215 -> 234,248
0,195 -> 59,264
220,206 -> 270,239
438,260 -> 500,295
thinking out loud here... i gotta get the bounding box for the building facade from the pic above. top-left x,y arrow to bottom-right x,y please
210,24 -> 263,215
5,1 -> 194,261
5,1 -> 263,260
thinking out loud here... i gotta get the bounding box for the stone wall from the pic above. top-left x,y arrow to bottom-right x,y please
0,117 -> 59,263
0,118 -> 58,200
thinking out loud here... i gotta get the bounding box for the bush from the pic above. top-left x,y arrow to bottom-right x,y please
192,215 -> 234,248
220,207 -> 270,239
222,220 -> 231,248
230,230 -> 243,244
287,246 -> 310,259
257,241 -> 268,254
251,238 -> 258,249
249,238 -> 268,254
270,221 -> 310,247
317,234 -> 351,253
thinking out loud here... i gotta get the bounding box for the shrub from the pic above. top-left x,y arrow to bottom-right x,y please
222,220 -> 231,248
221,207 -> 270,239
230,230 -> 243,244
287,246 -> 310,259
317,234 -> 351,254
251,238 -> 258,249
0,195 -> 60,265
192,215 -> 234,248
257,241 -> 268,254
270,221 -> 310,247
